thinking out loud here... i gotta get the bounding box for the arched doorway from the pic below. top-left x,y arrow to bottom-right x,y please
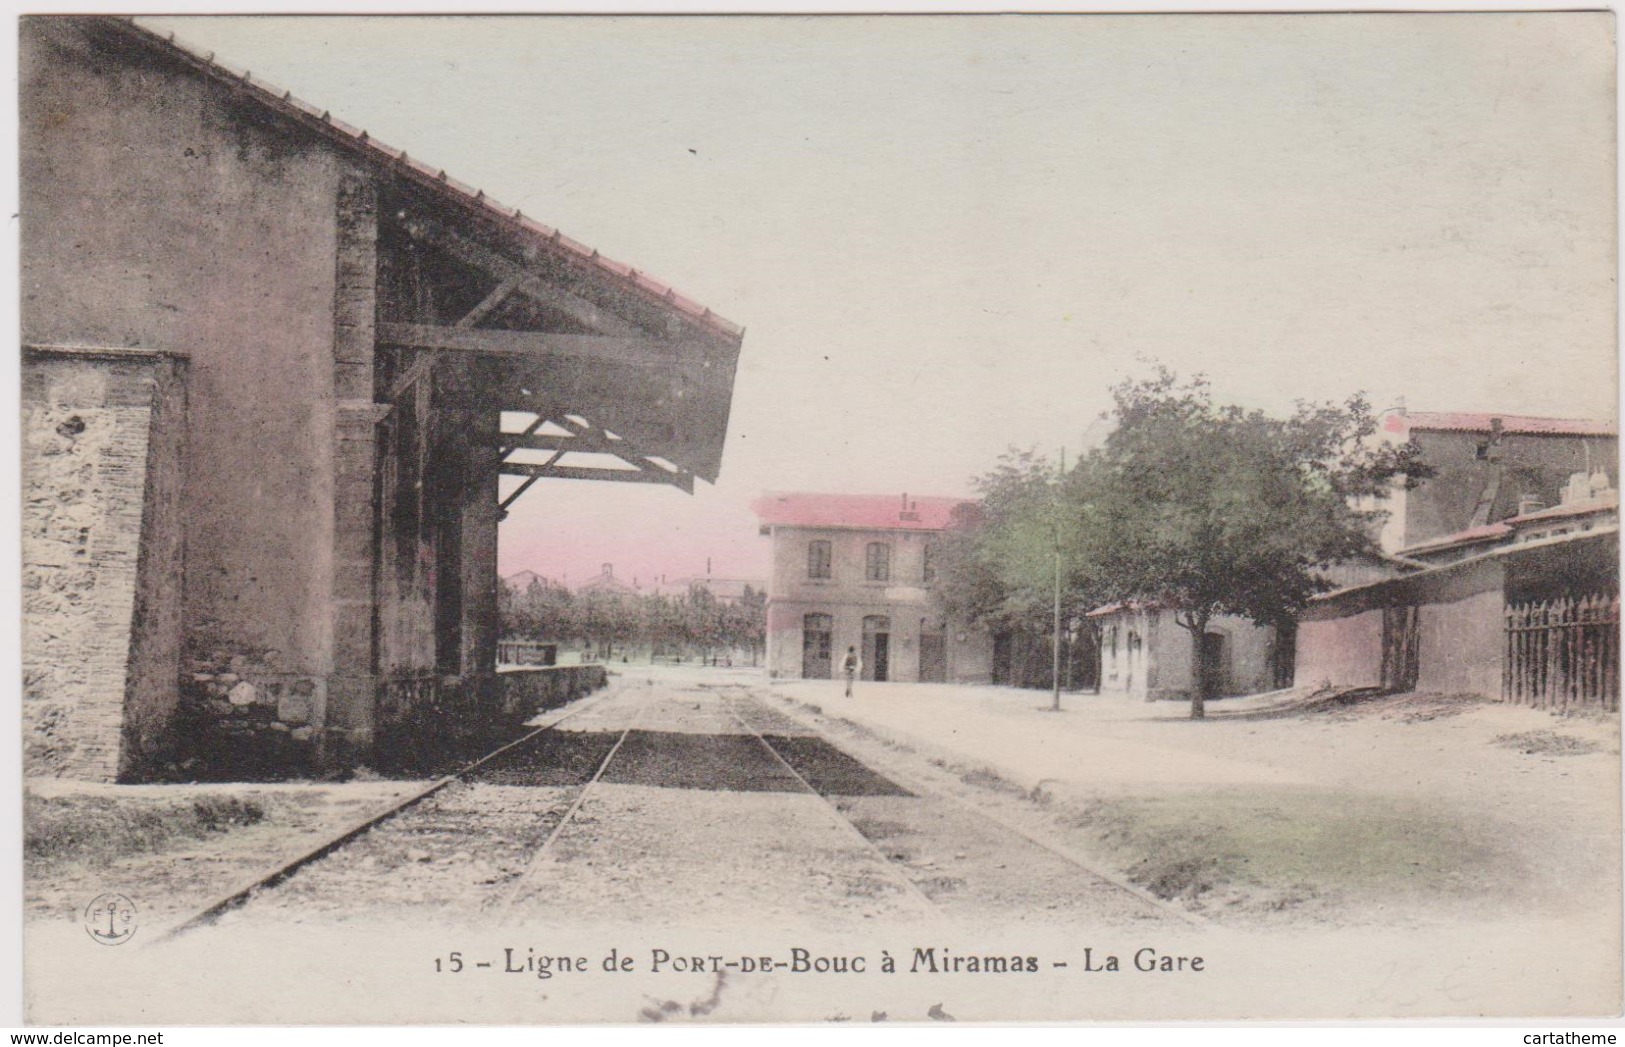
802,613 -> 833,679
862,615 -> 890,682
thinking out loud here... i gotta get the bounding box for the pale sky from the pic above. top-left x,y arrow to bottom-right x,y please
147,13 -> 1618,587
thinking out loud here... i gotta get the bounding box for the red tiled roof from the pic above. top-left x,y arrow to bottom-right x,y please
1384,411 -> 1616,437
751,492 -> 974,533
1398,522 -> 1514,557
1398,492 -> 1619,556
114,18 -> 742,342
1506,490 -> 1619,524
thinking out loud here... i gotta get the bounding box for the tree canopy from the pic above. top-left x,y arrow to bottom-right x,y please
940,367 -> 1428,717
499,577 -> 766,665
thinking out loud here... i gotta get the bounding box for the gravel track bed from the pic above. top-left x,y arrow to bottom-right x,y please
505,783 -> 925,924
210,781 -> 577,926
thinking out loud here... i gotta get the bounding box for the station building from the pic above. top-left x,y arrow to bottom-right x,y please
752,493 -> 994,685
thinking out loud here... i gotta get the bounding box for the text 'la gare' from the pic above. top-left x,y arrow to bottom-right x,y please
1081,948 -> 1206,973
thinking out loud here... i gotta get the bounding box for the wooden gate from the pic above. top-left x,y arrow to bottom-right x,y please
1503,595 -> 1619,710
1380,605 -> 1420,693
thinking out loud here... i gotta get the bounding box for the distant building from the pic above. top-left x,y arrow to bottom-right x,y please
1399,485 -> 1618,566
502,570 -> 555,592
676,575 -> 766,605
1298,469 -> 1619,704
1373,411 -> 1616,555
574,563 -> 639,597
752,492 -> 993,684
1087,604 -> 1289,702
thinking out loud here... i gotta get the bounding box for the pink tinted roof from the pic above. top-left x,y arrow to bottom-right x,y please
751,492 -> 975,532
1398,522 -> 1514,556
1384,412 -> 1616,437
1398,492 -> 1618,555
1507,490 -> 1618,524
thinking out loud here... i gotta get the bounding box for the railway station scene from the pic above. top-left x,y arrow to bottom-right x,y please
19,13 -> 1621,1027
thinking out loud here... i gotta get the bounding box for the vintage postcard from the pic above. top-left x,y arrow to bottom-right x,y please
16,11 -> 1621,1026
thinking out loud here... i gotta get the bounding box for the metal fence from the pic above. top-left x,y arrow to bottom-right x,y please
1503,595 -> 1619,710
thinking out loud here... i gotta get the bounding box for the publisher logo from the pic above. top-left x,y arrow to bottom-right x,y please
84,893 -> 137,946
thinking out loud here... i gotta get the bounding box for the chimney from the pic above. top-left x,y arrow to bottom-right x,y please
1517,494 -> 1546,517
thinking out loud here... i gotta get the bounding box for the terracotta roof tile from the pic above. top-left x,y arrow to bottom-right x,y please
1385,411 -> 1616,437
1399,523 -> 1514,556
751,492 -> 975,532
1506,490 -> 1618,524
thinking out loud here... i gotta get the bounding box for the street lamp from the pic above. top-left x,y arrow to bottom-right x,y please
1051,447 -> 1065,713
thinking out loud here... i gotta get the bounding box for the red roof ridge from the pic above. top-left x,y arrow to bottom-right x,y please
1505,490 -> 1619,524
1398,522 -> 1514,556
752,491 -> 978,532
1384,411 -> 1616,437
119,17 -> 743,342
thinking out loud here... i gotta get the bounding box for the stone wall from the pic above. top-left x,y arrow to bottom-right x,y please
22,348 -> 187,781
23,18 -> 350,777
497,666 -> 610,724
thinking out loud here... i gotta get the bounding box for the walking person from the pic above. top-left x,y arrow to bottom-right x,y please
842,645 -> 861,698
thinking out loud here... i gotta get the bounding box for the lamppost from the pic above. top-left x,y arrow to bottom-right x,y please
1051,447 -> 1065,713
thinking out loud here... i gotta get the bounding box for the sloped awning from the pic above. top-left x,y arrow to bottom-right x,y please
376,193 -> 741,508
111,17 -> 744,504
377,314 -> 735,501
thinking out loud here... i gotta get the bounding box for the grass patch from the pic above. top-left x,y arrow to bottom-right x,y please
1066,787 -> 1508,912
26,792 -> 274,865
1493,731 -> 1602,757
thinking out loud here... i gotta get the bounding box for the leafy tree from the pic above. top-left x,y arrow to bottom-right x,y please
721,585 -> 768,666
500,578 -> 578,645
1079,368 -> 1427,718
934,450 -> 1101,690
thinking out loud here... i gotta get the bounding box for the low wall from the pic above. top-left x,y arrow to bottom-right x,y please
498,665 -> 609,724
1296,608 -> 1386,691
1416,587 -> 1504,697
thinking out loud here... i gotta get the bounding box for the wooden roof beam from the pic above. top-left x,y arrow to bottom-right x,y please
457,273 -> 525,329
378,322 -> 689,370
403,219 -> 646,339
500,461 -> 695,494
551,415 -> 692,482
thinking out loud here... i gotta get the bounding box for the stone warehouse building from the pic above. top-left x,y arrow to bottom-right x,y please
22,18 -> 742,781
752,493 -> 994,685
1371,411 -> 1617,555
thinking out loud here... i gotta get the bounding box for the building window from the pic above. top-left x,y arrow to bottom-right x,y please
807,540 -> 832,579
922,541 -> 937,583
865,542 -> 891,582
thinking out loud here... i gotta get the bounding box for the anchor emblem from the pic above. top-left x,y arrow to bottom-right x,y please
84,893 -> 137,946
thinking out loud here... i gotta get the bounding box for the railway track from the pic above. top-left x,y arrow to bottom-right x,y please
158,678 -> 1193,938
156,682 -> 629,942
722,690 -> 1201,927
727,690 -> 1204,927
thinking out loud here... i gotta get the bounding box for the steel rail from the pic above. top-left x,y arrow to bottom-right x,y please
740,691 -> 1205,928
495,688 -> 655,912
154,682 -> 626,943
719,697 -> 943,919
